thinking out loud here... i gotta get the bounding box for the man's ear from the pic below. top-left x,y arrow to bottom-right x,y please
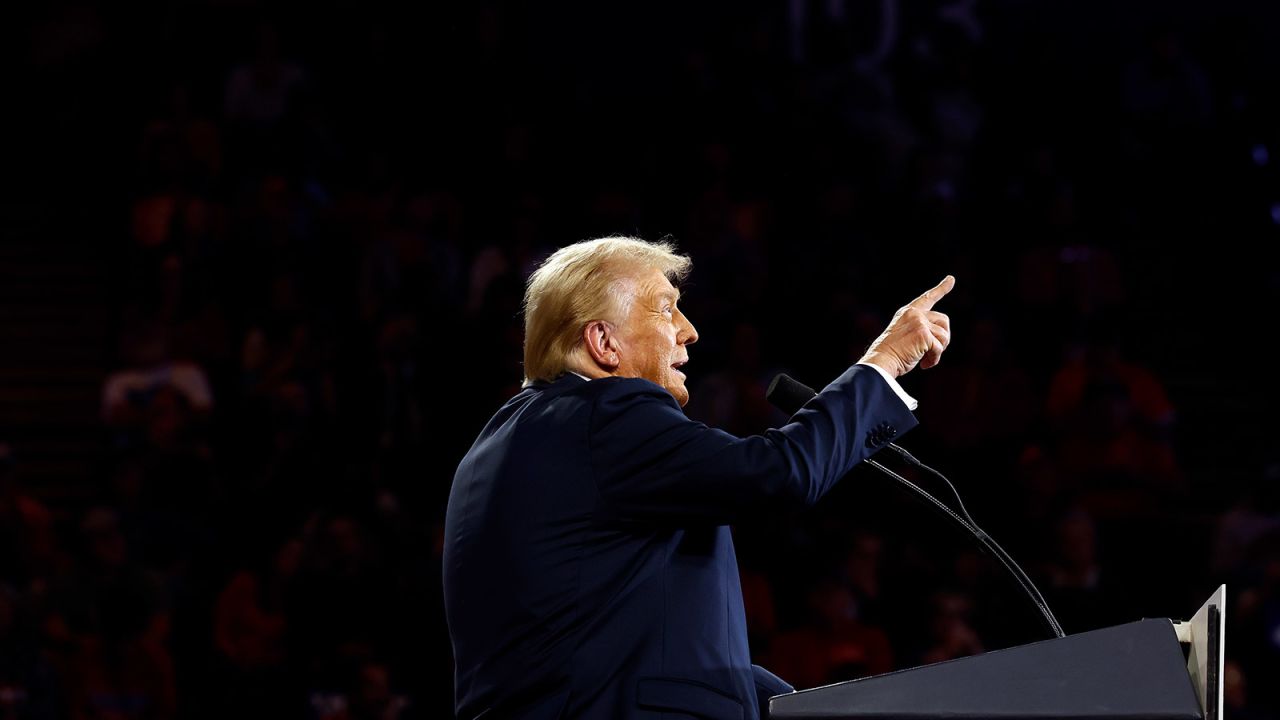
582,320 -> 621,371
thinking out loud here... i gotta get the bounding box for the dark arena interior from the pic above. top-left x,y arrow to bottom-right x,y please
2,1 -> 1278,718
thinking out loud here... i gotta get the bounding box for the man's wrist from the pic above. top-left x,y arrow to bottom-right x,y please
856,360 -> 919,411
857,351 -> 900,379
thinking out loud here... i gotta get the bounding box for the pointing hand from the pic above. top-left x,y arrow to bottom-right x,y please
859,276 -> 955,378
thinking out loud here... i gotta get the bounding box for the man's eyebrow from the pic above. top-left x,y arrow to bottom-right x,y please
659,289 -> 681,302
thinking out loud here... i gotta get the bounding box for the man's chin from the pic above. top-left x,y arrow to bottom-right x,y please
670,384 -> 689,407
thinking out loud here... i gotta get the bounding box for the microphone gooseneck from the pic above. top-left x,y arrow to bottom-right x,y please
766,372 -> 1065,640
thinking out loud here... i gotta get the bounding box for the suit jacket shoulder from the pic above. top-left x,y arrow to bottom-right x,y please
585,364 -> 918,525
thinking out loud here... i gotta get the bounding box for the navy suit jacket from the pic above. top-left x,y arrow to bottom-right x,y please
444,364 -> 918,719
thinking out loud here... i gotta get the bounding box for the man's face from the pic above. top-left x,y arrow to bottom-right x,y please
613,265 -> 699,406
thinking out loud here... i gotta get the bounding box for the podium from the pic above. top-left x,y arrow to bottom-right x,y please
768,586 -> 1225,720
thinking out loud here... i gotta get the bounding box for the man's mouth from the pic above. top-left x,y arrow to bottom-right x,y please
672,359 -> 687,377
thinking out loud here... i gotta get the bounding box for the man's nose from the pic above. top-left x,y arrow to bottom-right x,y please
681,317 -> 699,345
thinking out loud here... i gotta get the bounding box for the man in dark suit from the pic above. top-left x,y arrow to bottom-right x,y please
444,237 -> 953,719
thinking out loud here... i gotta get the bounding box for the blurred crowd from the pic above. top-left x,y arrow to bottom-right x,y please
4,1 -> 1280,718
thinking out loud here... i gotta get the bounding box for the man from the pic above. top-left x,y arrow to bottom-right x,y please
444,236 -> 953,719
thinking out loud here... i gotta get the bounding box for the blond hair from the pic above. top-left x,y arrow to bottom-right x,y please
521,236 -> 691,386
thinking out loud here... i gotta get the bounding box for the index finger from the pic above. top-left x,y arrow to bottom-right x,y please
908,275 -> 956,311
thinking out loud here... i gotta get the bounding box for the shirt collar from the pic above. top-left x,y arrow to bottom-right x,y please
525,371 -> 591,390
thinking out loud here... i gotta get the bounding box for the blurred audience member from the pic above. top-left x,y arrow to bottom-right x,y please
0,445 -> 57,591
102,325 -> 213,447
47,509 -> 174,720
767,577 -> 894,688
919,590 -> 984,665
0,584 -> 61,720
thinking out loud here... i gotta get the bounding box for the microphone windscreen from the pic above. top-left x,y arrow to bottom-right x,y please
766,374 -> 818,416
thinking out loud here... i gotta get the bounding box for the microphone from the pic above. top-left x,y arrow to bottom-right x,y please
766,372 -> 1065,639
766,373 -> 820,418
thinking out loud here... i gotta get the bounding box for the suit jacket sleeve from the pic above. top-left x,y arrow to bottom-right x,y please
588,363 -> 918,525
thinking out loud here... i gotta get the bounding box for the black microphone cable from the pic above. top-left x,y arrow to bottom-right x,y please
869,452 -> 1064,639
885,442 -> 1063,638
766,372 -> 1065,640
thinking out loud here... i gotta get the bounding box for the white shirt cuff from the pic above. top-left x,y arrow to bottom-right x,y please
857,362 -> 919,411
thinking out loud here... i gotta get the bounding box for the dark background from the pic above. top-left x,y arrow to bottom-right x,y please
2,1 -> 1279,718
